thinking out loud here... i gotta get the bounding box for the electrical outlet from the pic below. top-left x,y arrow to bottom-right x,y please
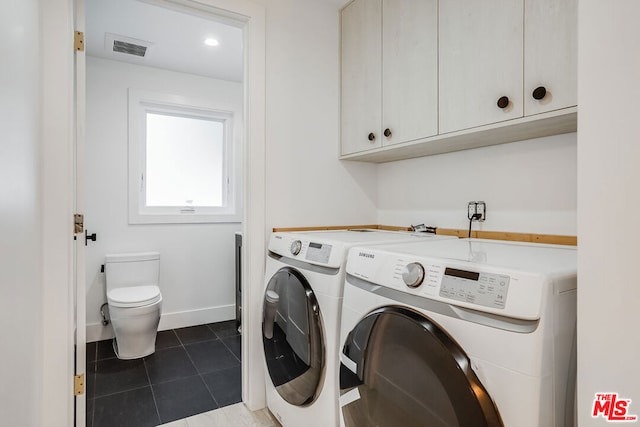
476,201 -> 486,221
468,201 -> 477,220
467,201 -> 487,221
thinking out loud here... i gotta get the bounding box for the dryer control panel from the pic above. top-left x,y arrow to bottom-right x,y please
440,268 -> 510,310
346,246 -> 545,320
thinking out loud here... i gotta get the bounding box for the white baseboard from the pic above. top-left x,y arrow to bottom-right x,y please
158,304 -> 235,331
86,323 -> 115,343
86,304 -> 236,343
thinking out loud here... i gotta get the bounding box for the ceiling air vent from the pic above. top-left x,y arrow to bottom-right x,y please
105,33 -> 154,58
113,40 -> 147,57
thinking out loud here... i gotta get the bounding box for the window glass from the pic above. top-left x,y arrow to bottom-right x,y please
145,113 -> 224,207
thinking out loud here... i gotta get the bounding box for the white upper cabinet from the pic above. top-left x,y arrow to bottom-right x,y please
341,0 -> 382,155
341,0 -> 438,155
439,0 -> 524,134
381,0 -> 438,146
340,0 -> 577,162
524,0 -> 578,116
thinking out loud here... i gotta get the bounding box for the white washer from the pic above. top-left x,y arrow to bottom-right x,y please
339,238 -> 577,427
261,230 -> 455,427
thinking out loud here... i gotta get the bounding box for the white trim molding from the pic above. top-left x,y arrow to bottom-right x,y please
127,88 -> 242,224
86,304 -> 236,343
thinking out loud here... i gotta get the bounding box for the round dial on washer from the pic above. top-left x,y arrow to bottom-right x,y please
290,240 -> 302,256
402,263 -> 425,288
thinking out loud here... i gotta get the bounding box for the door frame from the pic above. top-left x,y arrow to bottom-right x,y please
73,0 -> 87,424
43,0 -> 266,424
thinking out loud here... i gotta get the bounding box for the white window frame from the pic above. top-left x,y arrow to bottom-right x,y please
128,88 -> 241,224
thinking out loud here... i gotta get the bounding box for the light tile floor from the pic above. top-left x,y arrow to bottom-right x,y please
160,403 -> 281,427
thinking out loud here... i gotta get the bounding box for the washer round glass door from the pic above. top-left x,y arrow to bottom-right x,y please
262,267 -> 325,406
339,306 -> 503,427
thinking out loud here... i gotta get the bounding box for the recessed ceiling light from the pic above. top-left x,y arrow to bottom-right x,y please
204,38 -> 219,47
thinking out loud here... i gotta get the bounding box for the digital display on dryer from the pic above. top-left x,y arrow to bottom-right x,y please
309,242 -> 322,249
444,267 -> 480,281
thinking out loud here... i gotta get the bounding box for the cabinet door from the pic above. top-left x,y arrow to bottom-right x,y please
439,0 -> 524,134
341,0 -> 382,155
524,0 -> 577,116
381,0 -> 438,146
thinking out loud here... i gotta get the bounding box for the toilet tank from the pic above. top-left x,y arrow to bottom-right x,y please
105,252 -> 160,291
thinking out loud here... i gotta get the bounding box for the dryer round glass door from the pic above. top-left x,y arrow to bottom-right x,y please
339,306 -> 503,427
262,267 -> 325,406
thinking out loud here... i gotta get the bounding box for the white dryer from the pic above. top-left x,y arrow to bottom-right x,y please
261,230 -> 455,427
339,238 -> 577,427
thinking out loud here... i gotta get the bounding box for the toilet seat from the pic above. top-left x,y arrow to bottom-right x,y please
108,285 -> 161,308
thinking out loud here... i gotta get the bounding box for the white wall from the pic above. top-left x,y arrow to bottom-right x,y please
85,57 -> 242,341
34,0 -> 613,424
0,1 -> 43,425
577,2 -> 640,425
257,0 -> 378,230
258,0 -> 577,237
242,0 -> 375,410
378,133 -> 577,234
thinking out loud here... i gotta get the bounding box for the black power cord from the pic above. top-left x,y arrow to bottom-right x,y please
468,213 -> 482,238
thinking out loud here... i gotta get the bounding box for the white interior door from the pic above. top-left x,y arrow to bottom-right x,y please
74,0 -> 87,424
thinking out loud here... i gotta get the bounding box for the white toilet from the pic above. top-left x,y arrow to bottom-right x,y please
105,252 -> 162,359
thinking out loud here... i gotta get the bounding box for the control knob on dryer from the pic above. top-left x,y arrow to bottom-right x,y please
290,240 -> 302,256
402,263 -> 425,288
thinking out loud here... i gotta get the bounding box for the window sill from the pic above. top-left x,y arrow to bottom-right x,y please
128,212 -> 242,225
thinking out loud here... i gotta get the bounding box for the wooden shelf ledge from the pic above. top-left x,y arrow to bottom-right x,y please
272,224 -> 576,246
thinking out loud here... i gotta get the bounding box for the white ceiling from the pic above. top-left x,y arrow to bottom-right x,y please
86,0 -> 244,82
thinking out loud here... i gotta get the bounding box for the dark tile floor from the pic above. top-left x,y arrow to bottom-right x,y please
86,320 -> 242,427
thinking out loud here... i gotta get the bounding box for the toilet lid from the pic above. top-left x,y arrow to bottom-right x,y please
108,285 -> 161,308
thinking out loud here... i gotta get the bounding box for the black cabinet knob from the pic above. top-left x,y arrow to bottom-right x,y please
532,86 -> 547,100
367,132 -> 376,141
384,128 -> 392,138
497,96 -> 510,109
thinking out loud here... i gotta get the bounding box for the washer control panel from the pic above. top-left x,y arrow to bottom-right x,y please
305,241 -> 333,264
271,234 -> 345,268
439,268 -> 510,309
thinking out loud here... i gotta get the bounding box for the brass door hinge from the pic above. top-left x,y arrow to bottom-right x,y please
74,31 -> 85,52
74,214 -> 84,234
74,373 -> 85,396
